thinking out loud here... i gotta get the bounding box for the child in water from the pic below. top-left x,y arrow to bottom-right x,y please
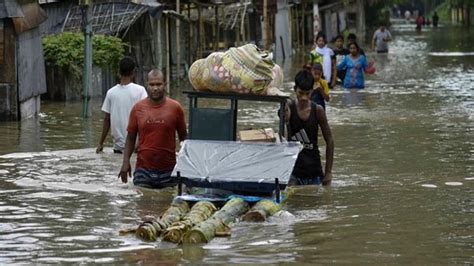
310,63 -> 330,109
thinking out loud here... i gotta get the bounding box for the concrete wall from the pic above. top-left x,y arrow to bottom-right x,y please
20,95 -> 40,120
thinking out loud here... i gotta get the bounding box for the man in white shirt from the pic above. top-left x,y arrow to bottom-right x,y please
372,25 -> 392,53
96,56 -> 148,154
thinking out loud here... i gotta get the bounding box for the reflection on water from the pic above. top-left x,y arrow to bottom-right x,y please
0,24 -> 473,264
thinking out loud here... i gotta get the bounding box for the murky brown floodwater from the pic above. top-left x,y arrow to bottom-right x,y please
0,22 -> 473,264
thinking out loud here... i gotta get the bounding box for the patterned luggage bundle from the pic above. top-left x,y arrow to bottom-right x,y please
189,44 -> 283,95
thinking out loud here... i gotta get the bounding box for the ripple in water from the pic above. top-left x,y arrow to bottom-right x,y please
445,182 -> 463,186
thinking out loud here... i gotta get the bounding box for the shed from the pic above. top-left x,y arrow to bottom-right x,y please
0,0 -> 47,121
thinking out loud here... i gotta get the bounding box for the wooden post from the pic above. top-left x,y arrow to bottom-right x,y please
356,0 -> 366,44
312,3 -> 320,44
301,0 -> 305,47
188,4 -> 192,63
155,18 -> 162,70
201,8 -> 205,56
212,7 -> 216,50
463,4 -> 470,27
165,15 -> 170,93
240,4 -> 247,44
295,5 -> 300,48
246,11 -> 250,43
215,6 -> 220,50
288,4 -> 292,50
263,0 -> 268,49
197,4 -> 202,58
176,0 -> 181,85
235,26 -> 240,46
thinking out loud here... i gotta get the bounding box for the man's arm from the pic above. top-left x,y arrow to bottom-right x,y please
177,106 -> 188,142
96,112 -> 111,153
118,132 -> 137,183
371,32 -> 377,50
284,99 -> 291,123
177,126 -> 187,142
316,105 -> 334,186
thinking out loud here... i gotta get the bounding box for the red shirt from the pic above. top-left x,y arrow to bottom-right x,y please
127,98 -> 187,171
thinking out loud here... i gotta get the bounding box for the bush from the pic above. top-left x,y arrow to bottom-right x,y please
43,32 -> 125,77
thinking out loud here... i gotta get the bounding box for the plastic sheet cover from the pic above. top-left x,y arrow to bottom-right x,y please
172,140 -> 301,194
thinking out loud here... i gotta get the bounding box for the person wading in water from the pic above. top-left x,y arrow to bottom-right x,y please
285,70 -> 334,186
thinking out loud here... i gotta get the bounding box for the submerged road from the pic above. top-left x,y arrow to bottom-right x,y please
0,22 -> 472,264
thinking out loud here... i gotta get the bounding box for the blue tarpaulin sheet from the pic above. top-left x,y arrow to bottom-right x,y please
171,140 -> 301,194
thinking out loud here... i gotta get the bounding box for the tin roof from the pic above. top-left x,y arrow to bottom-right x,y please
0,0 -> 25,19
0,0 -> 47,34
61,2 -> 164,37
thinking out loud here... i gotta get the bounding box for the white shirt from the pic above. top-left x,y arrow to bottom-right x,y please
373,29 -> 392,52
101,83 -> 147,151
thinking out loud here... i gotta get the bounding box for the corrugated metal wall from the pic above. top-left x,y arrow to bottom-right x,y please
38,1 -> 72,35
17,27 -> 47,102
274,0 -> 291,62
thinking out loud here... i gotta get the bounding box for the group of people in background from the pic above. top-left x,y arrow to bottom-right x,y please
305,26 -> 391,108
403,9 -> 440,30
415,11 -> 439,30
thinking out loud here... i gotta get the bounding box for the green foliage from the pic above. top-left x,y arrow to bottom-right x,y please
365,3 -> 393,27
42,32 -> 125,77
435,1 -> 451,22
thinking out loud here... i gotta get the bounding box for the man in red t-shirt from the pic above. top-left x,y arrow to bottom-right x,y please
118,69 -> 187,188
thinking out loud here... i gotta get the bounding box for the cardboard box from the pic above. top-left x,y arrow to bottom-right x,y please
239,128 -> 276,143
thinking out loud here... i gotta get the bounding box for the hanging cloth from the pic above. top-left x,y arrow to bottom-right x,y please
315,45 -> 333,81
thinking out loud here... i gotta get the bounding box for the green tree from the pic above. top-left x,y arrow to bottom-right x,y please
43,32 -> 126,78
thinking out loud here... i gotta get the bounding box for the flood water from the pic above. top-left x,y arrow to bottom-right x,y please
0,23 -> 473,264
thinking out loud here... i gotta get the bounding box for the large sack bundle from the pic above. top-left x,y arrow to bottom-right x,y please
188,52 -> 226,92
188,44 -> 282,95
268,63 -> 283,89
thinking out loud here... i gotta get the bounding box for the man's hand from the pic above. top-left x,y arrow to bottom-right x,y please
322,172 -> 332,186
330,80 -> 336,88
118,163 -> 132,183
96,144 -> 104,154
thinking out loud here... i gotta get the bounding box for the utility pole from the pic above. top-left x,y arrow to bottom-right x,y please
263,0 -> 268,50
82,0 -> 93,119
176,0 -> 181,86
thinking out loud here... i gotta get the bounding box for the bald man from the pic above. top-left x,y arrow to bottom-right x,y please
118,70 -> 187,188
